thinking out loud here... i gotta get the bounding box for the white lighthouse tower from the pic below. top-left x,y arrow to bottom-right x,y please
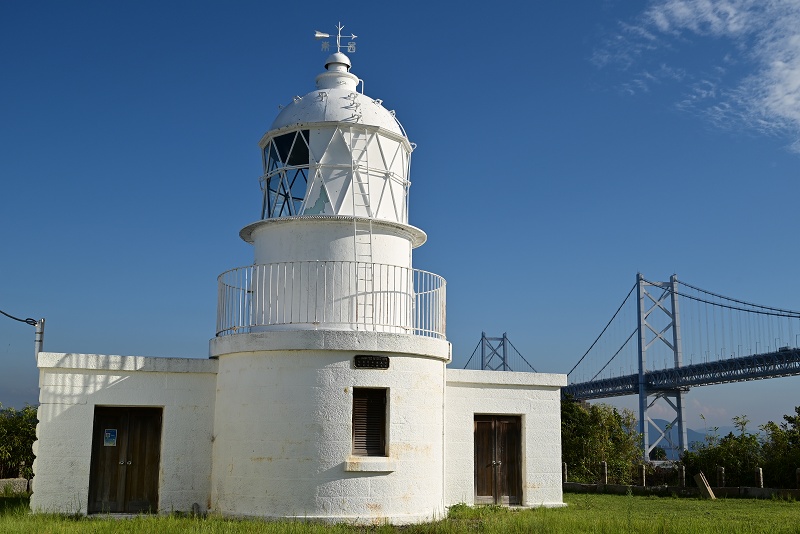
209,26 -> 451,523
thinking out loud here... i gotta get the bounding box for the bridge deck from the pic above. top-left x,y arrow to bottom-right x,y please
563,348 -> 800,400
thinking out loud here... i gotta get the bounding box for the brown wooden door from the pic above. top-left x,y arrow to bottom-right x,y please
88,407 -> 162,513
474,415 -> 521,505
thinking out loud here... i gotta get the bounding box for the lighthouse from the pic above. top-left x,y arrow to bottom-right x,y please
208,27 -> 451,523
31,26 -> 565,521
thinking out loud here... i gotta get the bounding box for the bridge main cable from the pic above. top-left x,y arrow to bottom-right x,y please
675,278 -> 800,316
567,281 -> 637,378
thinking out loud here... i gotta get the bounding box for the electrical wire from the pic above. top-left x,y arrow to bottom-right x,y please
0,309 -> 37,326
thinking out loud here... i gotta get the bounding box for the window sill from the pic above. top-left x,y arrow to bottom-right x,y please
345,456 -> 396,472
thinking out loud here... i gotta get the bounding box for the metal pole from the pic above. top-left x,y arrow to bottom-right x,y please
637,273 -> 649,461
481,332 -> 487,370
670,275 -> 689,454
502,332 -> 508,371
34,318 -> 45,361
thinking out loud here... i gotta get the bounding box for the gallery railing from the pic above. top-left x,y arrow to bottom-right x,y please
216,261 -> 446,339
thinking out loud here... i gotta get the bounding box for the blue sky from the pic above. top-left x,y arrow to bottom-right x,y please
2,1 -> 799,431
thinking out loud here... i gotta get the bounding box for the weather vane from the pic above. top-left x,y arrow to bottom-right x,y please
314,22 -> 357,54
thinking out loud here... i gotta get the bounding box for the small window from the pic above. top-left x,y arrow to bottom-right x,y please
352,388 -> 387,456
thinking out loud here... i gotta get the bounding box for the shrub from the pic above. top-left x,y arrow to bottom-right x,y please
0,403 -> 37,479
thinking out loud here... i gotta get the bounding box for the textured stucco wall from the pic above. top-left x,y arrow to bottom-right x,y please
210,330 -> 450,524
444,369 -> 567,508
31,352 -> 217,514
30,347 -> 564,519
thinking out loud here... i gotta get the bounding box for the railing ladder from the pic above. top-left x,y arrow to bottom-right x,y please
351,127 -> 374,327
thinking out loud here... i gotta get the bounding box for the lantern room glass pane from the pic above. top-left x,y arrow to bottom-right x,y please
262,130 -> 310,219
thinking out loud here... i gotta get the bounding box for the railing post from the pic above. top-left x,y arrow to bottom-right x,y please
600,461 -> 608,485
717,466 -> 725,487
639,464 -> 646,487
755,467 -> 763,489
562,462 -> 568,484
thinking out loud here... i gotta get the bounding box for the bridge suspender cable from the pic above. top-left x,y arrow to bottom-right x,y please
506,337 -> 537,372
462,338 -> 483,369
589,328 -> 638,382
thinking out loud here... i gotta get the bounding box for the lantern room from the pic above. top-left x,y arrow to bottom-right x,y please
258,52 -> 412,224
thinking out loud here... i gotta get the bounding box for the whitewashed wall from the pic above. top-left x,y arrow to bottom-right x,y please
444,369 -> 567,508
243,217 -> 425,264
210,330 -> 451,524
31,352 -> 217,514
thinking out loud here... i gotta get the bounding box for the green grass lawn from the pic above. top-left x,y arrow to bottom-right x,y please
1,493 -> 798,533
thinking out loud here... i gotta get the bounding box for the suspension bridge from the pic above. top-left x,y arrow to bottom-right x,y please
463,274 -> 800,461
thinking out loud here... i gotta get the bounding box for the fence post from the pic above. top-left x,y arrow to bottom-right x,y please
755,467 -> 763,489
796,468 -> 800,489
679,465 -> 686,487
716,466 -> 725,487
600,461 -> 608,485
639,464 -> 646,487
562,462 -> 568,484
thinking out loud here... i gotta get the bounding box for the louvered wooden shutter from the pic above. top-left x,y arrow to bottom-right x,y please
352,388 -> 386,456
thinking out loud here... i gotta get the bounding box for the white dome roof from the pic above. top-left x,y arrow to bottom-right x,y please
269,53 -> 405,136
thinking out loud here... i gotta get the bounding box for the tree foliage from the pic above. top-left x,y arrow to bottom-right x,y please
561,397 -> 641,484
681,407 -> 800,488
681,414 -> 761,487
0,403 -> 37,479
758,406 -> 800,488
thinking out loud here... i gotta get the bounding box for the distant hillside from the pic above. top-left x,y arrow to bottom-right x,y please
648,419 -> 713,460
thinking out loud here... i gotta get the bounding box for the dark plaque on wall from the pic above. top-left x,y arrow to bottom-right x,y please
354,355 -> 390,369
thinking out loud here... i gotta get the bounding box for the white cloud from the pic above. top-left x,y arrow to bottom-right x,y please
598,0 -> 800,152
643,0 -> 756,36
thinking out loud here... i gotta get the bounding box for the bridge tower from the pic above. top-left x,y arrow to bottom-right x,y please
480,332 -> 510,371
636,273 -> 689,461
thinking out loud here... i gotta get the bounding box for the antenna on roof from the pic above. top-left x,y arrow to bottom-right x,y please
314,22 -> 357,54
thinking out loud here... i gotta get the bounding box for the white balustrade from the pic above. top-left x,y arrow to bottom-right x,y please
217,261 -> 445,339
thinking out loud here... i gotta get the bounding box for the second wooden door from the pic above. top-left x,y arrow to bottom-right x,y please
474,414 -> 522,505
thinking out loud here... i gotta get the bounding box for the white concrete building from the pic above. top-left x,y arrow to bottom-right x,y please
31,34 -> 566,524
